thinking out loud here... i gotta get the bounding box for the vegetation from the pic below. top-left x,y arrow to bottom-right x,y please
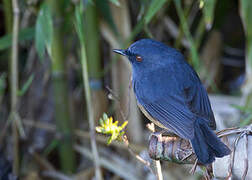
0,0 -> 251,179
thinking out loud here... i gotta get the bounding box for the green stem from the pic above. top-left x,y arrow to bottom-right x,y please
3,0 -> 13,33
174,1 -> 193,49
85,2 -> 101,79
11,0 -> 19,176
80,34 -> 103,180
174,0 -> 200,71
48,0 -> 76,173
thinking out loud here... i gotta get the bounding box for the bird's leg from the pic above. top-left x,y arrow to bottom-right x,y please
147,123 -> 165,140
152,129 -> 166,137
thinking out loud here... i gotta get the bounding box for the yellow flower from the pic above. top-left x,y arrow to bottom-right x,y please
96,113 -> 128,144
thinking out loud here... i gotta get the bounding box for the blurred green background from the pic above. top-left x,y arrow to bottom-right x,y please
0,0 -> 252,179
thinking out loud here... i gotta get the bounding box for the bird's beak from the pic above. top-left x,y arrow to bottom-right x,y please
113,49 -> 127,56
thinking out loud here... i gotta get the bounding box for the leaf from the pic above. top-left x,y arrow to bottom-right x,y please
128,0 -> 171,43
145,0 -> 167,24
201,0 -> 217,29
43,139 -> 60,156
174,0 -> 200,71
240,113 -> 252,127
35,4 -> 53,60
96,0 -> 118,35
74,4 -> 85,44
109,0 -> 120,6
18,74 -> 34,96
103,113 -> 108,121
0,73 -> 7,95
231,104 -> 251,113
0,27 -> 34,51
240,0 -> 252,72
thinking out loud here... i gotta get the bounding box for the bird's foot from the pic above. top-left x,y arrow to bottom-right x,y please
149,130 -> 166,141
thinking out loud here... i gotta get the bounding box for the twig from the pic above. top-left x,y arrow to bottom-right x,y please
122,135 -> 154,174
29,149 -> 55,171
189,159 -> 198,174
11,0 -> 20,176
242,134 -> 249,180
22,119 -> 145,152
106,89 -> 158,175
106,86 -> 130,122
75,145 -> 139,180
152,124 -> 163,180
227,132 -> 244,180
42,170 -> 72,180
106,88 -> 163,178
163,17 -> 190,48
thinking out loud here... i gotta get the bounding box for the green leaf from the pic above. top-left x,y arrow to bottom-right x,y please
127,0 -> 170,43
103,113 -> 108,121
231,104 -> 251,113
240,0 -> 252,72
0,27 -> 34,51
17,74 -> 34,96
35,4 -> 53,60
0,73 -> 7,95
74,4 -> 85,44
109,0 -> 120,6
96,0 -> 118,35
201,0 -> 217,29
240,113 -> 252,127
174,0 -> 200,71
145,0 -> 167,24
43,139 -> 60,156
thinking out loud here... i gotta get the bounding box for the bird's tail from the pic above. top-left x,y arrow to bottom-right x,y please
190,119 -> 231,165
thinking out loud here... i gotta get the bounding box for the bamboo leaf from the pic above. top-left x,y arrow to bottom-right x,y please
0,27 -> 34,50
174,0 -> 200,71
109,0 -> 120,6
128,0 -> 170,43
43,140 -> 60,156
240,0 -> 252,72
35,4 -> 53,59
96,0 -> 118,35
74,5 -> 85,44
240,113 -> 252,127
145,0 -> 167,24
201,0 -> 217,29
0,73 -> 7,95
18,74 -> 34,96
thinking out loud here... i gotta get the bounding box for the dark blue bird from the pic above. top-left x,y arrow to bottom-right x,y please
113,39 -> 231,165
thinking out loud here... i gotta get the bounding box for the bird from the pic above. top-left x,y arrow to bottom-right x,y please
113,39 -> 231,165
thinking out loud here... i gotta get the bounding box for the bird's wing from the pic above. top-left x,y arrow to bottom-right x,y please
184,82 -> 216,129
141,94 -> 195,140
170,62 -> 216,129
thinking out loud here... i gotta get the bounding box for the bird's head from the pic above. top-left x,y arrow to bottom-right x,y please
113,39 -> 183,73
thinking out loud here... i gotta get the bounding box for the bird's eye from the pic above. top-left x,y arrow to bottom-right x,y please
136,55 -> 142,62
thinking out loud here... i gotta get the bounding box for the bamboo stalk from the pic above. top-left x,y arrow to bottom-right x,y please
3,0 -> 13,34
11,0 -> 19,175
75,4 -> 102,178
84,2 -> 107,122
48,0 -> 76,173
80,35 -> 103,180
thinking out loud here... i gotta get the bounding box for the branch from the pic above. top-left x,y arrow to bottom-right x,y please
148,125 -> 252,180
